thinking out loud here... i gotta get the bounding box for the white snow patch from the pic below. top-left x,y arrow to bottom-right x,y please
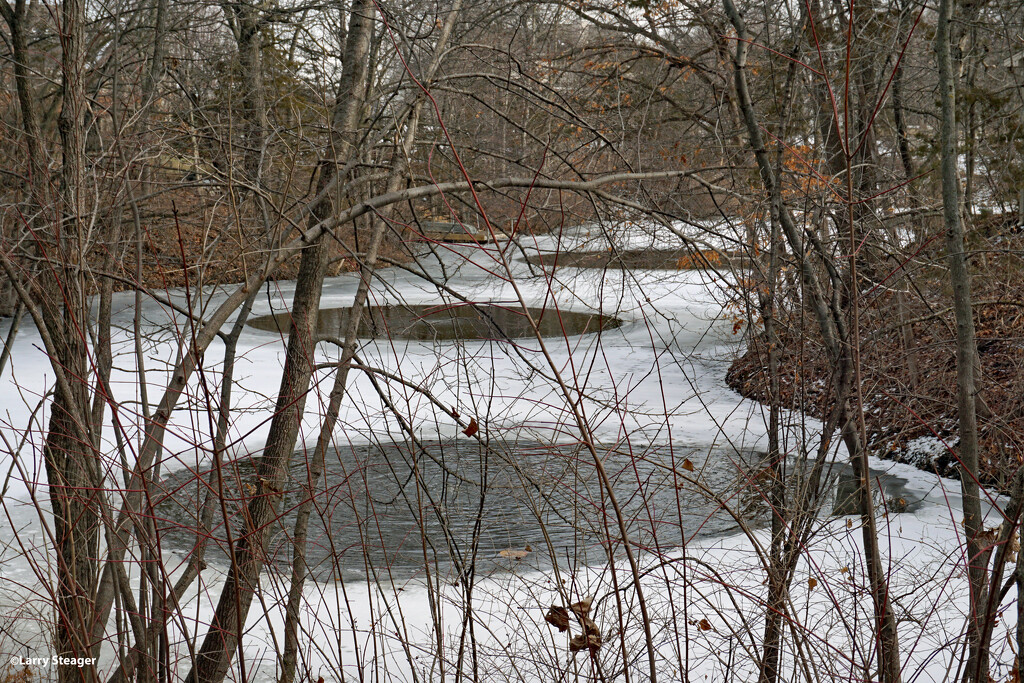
0,224 -> 1011,682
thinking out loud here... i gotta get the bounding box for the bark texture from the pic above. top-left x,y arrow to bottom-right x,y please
936,0 -> 986,679
186,3 -> 375,682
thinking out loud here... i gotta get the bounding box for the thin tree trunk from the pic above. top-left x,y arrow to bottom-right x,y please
186,3 -> 375,682
722,1 -> 902,680
759,33 -> 803,683
892,0 -> 919,391
896,289 -> 920,389
892,52 -> 914,184
44,0 -> 101,680
975,468 -> 1024,674
0,302 -> 25,379
964,27 -> 978,220
937,0 -> 986,679
758,213 -> 786,683
278,0 -> 463,669
1017,523 -> 1024,681
0,0 -> 49,209
226,2 -> 268,198
140,0 -> 169,107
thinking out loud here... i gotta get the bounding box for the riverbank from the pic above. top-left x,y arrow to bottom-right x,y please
725,215 -> 1024,488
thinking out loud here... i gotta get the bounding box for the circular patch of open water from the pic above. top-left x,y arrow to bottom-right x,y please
157,442 -> 915,582
247,304 -> 621,341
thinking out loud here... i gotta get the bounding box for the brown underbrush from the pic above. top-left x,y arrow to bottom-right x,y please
126,188 -> 420,290
727,214 -> 1024,488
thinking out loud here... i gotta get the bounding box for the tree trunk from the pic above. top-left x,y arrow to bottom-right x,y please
1017,523 -> 1024,681
278,0 -> 462,668
936,0 -> 986,680
226,1 -> 268,197
892,48 -> 914,184
186,3 -> 375,682
722,1 -> 902,680
758,214 -> 786,683
759,36 -> 803,683
0,7 -> 102,678
45,0 -> 102,680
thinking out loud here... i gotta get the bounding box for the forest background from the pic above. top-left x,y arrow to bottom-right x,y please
1,0 -> 1023,681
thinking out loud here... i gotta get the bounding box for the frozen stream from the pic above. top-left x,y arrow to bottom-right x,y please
0,223 -> 995,681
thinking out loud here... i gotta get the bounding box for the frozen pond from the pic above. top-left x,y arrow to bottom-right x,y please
0,221 -> 971,683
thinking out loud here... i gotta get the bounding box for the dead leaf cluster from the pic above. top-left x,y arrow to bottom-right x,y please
544,595 -> 603,654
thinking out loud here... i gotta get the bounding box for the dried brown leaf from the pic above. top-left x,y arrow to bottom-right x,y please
544,606 -> 570,632
569,633 -> 603,653
569,596 -> 593,618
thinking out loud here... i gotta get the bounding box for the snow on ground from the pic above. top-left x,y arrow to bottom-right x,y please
0,224 -> 1010,682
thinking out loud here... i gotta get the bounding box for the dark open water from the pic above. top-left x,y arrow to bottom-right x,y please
157,439 -> 914,582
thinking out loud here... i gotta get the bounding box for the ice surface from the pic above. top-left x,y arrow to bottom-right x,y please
0,224 -> 1011,682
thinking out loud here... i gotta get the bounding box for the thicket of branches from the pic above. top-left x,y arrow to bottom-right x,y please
1,0 -> 1023,681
